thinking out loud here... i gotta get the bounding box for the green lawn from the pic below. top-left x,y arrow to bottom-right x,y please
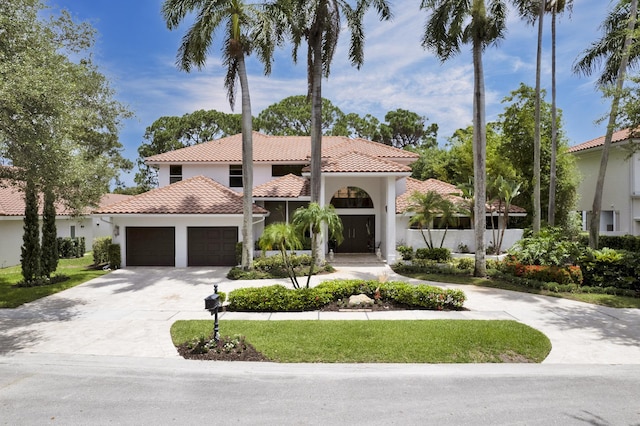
0,256 -> 109,308
405,272 -> 640,309
171,319 -> 552,363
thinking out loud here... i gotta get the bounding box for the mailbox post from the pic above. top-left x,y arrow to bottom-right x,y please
204,284 -> 220,343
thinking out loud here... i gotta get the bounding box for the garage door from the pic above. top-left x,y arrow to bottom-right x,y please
188,227 -> 238,266
126,227 -> 175,266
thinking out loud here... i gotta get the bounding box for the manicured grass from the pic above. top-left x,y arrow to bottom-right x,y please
405,272 -> 640,309
171,319 -> 552,363
0,255 -> 109,308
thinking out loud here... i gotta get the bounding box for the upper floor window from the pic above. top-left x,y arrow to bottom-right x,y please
272,164 -> 304,177
229,165 -> 243,187
169,165 -> 182,184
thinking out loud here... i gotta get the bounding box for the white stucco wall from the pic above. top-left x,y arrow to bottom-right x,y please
402,228 -> 524,254
157,163 -> 291,190
574,147 -> 635,235
0,216 -> 94,268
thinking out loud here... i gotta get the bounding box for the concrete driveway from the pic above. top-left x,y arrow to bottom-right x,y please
1,264 -> 639,363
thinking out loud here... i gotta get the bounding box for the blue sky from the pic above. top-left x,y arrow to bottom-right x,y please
49,0 -> 613,186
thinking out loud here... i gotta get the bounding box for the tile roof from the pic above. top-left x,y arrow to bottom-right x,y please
95,175 -> 267,215
396,177 -> 526,215
314,151 -> 412,173
0,180 -> 133,217
145,132 -> 419,164
252,174 -> 310,198
568,128 -> 634,153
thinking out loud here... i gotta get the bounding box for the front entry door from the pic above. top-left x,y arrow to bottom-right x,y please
336,215 -> 374,253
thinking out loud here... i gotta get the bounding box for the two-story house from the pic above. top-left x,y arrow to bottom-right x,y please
569,128 -> 640,236
96,132 -> 526,268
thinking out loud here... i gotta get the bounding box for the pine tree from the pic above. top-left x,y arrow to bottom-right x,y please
41,187 -> 58,278
21,180 -> 41,283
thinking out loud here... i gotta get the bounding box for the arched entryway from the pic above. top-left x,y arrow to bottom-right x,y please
330,187 -> 375,253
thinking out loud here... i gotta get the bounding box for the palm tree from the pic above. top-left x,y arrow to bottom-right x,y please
259,222 -> 304,288
284,0 -> 392,261
407,190 -> 446,250
292,202 -> 343,288
547,0 -> 572,226
436,197 -> 459,249
421,0 -> 508,277
573,0 -> 639,249
162,0 -> 284,270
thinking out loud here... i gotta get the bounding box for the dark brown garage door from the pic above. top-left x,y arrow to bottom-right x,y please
188,227 -> 238,266
126,227 -> 175,266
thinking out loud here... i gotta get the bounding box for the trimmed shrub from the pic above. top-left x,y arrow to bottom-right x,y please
498,256 -> 583,285
227,280 -> 466,312
92,236 -> 111,265
581,234 -> 640,252
414,247 -> 451,262
108,244 -> 121,269
578,248 -> 640,292
228,253 -> 322,280
57,237 -> 85,258
397,245 -> 414,260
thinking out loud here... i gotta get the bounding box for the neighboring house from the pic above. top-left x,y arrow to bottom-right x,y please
569,128 -> 640,236
0,182 -> 131,268
96,132 -> 526,268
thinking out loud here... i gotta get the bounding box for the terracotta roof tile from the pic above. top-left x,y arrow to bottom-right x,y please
95,175 -> 267,215
569,128 -> 634,153
145,132 -> 419,164
0,181 -> 134,216
308,151 -> 412,173
396,177 -> 526,215
252,174 -> 310,198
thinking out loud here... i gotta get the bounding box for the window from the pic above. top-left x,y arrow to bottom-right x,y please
272,165 -> 303,177
70,225 -> 76,239
330,187 -> 373,208
229,165 -> 243,187
169,165 -> 182,184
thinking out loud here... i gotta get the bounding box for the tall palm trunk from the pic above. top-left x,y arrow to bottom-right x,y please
589,0 -> 638,249
309,14 -> 324,264
238,54 -> 254,270
472,34 -> 487,277
548,1 -> 558,226
533,0 -> 545,234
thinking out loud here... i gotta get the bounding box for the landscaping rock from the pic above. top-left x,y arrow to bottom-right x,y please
348,294 -> 374,307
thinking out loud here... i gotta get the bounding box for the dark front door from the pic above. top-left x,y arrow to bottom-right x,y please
126,227 -> 175,266
187,227 -> 238,266
336,215 -> 374,253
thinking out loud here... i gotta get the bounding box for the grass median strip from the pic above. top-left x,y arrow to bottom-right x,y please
171,319 -> 551,363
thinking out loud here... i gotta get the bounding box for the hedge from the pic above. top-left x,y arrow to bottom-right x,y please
578,234 -> 640,252
577,248 -> 640,292
227,279 -> 466,312
57,237 -> 85,259
92,236 -> 111,265
415,247 -> 452,262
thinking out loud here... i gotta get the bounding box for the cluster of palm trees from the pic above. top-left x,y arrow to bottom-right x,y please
161,0 -> 639,277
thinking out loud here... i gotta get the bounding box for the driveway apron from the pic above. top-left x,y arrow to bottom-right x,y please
1,264 -> 639,363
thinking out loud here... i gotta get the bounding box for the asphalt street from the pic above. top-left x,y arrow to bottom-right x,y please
1,354 -> 640,425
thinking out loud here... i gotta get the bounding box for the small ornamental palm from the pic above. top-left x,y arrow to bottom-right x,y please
259,222 -> 303,288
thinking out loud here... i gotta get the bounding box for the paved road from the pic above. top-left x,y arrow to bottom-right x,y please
1,264 -> 639,363
1,354 -> 640,425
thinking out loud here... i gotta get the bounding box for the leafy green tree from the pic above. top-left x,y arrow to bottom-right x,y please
421,0 -> 508,277
498,83 -> 578,227
136,110 -> 241,189
1,0 -> 131,282
573,0 -> 639,249
21,180 -> 41,283
163,0 -> 285,270
259,222 -> 304,288
333,112 -> 382,140
380,109 -> 438,149
41,188 -> 59,279
256,95 -> 345,136
292,202 -> 343,287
